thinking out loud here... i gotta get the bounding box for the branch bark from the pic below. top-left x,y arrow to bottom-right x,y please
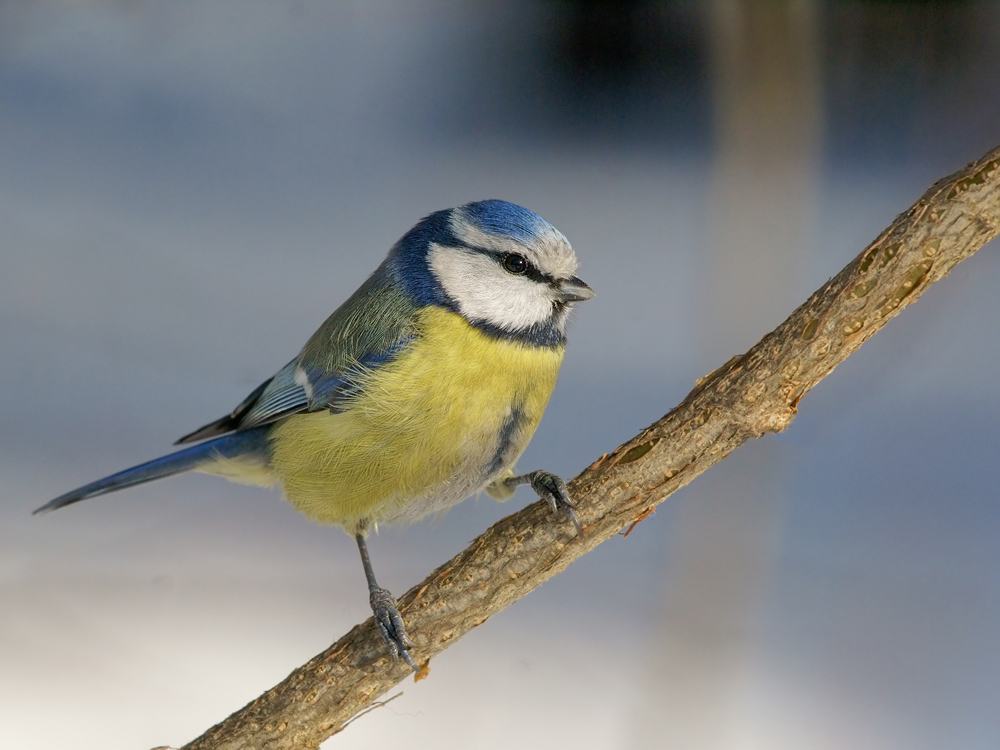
182,145 -> 1000,750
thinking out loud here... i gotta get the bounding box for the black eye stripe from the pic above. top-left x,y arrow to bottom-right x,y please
490,251 -> 551,284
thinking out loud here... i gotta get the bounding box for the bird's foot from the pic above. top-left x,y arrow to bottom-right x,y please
519,470 -> 584,539
369,587 -> 417,670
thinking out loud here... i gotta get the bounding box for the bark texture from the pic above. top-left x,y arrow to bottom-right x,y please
182,145 -> 1000,750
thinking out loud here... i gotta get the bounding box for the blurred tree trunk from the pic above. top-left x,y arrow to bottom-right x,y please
632,2 -> 822,747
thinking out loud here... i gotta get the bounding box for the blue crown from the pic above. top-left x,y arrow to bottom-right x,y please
461,199 -> 551,245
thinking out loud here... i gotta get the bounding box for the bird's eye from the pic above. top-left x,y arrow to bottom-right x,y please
502,253 -> 528,275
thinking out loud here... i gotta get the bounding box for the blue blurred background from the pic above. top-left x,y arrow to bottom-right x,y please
3,1 -> 1000,748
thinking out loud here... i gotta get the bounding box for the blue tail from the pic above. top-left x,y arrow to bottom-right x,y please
34,428 -> 270,515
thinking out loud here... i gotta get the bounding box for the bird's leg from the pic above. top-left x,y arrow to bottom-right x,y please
355,532 -> 417,670
503,470 -> 584,538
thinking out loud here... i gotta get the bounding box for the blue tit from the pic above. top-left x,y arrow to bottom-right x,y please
35,199 -> 594,669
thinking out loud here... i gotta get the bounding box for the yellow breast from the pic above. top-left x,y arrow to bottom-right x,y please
266,306 -> 564,531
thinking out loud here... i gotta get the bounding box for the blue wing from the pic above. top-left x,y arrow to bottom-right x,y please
176,263 -> 418,445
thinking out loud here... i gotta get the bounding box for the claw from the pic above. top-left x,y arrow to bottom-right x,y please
357,532 -> 418,670
557,499 -> 585,539
370,587 -> 418,670
507,469 -> 585,539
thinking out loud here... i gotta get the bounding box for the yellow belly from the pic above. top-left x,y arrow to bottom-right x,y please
266,307 -> 564,531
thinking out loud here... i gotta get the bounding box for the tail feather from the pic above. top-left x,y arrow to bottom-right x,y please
34,428 -> 270,515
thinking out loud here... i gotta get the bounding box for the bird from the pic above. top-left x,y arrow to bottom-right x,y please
35,199 -> 594,670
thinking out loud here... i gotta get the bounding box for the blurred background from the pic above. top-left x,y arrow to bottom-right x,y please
2,1 -> 1000,748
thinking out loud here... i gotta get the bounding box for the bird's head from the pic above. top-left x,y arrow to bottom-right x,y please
390,199 -> 594,346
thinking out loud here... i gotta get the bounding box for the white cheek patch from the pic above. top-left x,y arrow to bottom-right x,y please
428,244 -> 556,332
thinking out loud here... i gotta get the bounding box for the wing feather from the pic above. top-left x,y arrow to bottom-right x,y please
175,262 -> 417,443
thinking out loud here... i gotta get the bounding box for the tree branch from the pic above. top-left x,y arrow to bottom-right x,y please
182,145 -> 1000,750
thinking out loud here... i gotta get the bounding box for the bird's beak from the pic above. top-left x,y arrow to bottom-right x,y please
557,276 -> 595,303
